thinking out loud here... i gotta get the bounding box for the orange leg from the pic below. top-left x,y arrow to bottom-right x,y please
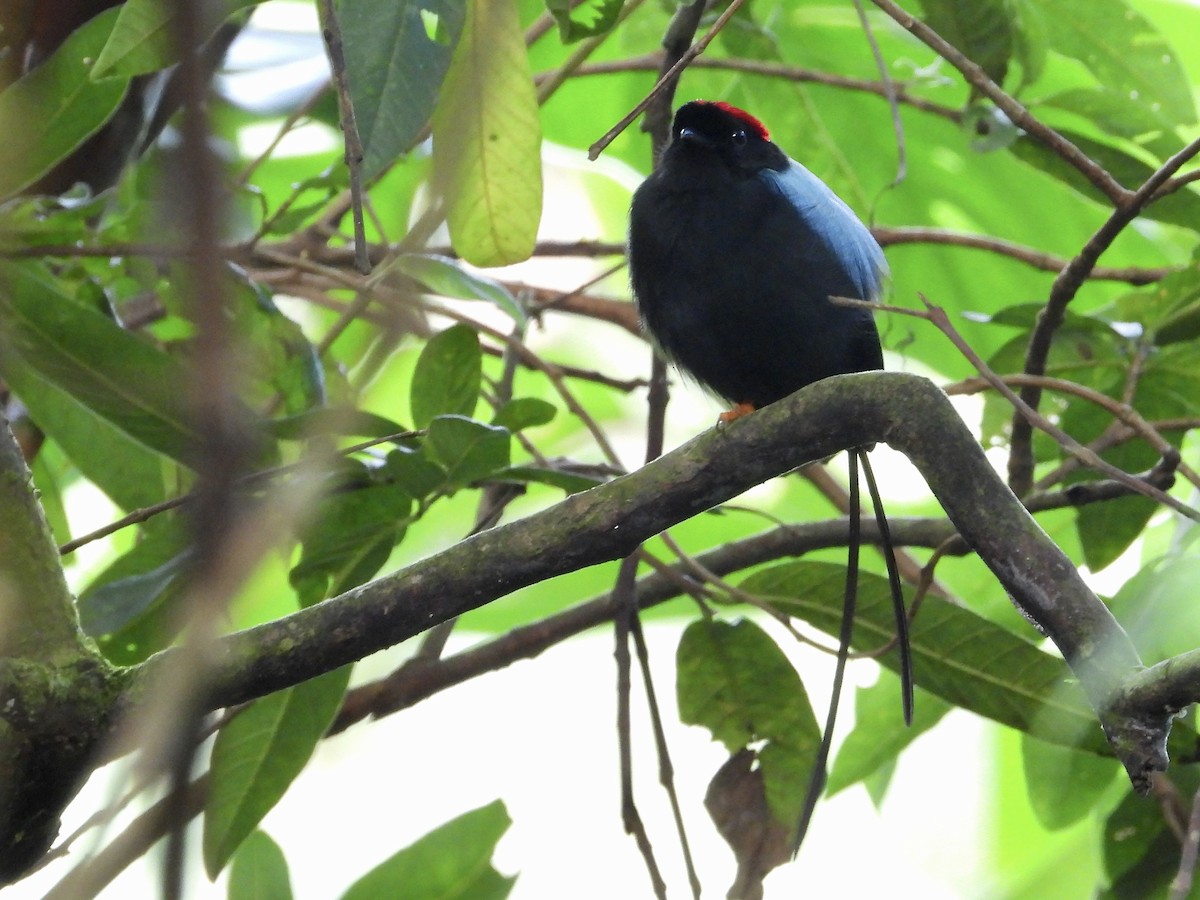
717,402 -> 756,424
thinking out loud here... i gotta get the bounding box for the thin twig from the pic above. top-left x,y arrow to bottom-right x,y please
844,294 -> 1200,522
1009,132 -> 1200,494
588,0 -> 749,160
57,431 -> 420,555
317,0 -> 371,274
868,0 -> 1127,203
853,0 -> 905,188
1168,785 -> 1200,900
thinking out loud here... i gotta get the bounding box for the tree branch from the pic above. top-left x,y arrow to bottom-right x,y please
122,372 -> 1167,788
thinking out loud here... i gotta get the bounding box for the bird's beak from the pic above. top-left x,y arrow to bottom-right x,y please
676,126 -> 710,146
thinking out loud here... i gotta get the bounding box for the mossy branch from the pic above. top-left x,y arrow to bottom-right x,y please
133,372 -> 1164,785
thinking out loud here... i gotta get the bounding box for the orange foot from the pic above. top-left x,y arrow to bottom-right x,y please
717,402 -> 756,425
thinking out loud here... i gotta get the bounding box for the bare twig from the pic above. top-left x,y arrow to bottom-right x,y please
868,0 -> 1127,202
317,0 -> 371,274
589,0 -> 749,160
1009,133 -> 1200,493
1169,785 -> 1200,900
840,294 -> 1200,523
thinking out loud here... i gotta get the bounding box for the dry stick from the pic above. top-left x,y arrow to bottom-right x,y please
7,227 -> 1171,287
588,0 -> 749,160
611,555 -> 668,900
873,227 -> 1170,285
563,54 -> 963,125
1009,133 -> 1200,494
317,0 -> 371,275
1169,786 -> 1200,900
843,294 -> 1200,523
946,373 -> 1200,493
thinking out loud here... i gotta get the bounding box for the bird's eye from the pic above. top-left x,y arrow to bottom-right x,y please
732,129 -> 748,146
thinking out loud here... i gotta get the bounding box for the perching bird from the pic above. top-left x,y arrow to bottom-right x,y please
628,99 -> 910,854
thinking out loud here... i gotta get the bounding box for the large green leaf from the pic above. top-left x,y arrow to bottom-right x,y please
431,0 -> 542,266
1021,734 -> 1118,831
409,324 -> 482,429
425,416 -> 511,489
340,800 -> 514,900
0,8 -> 129,198
919,0 -> 1016,87
0,261 -> 204,464
91,0 -> 261,79
1009,128 -> 1200,230
204,667 -> 352,877
337,0 -> 465,179
677,618 -> 820,824
546,0 -> 625,43
0,354 -> 170,511
1028,0 -> 1195,126
393,254 -> 524,324
289,468 -> 414,607
1101,765 -> 1200,897
740,561 -> 1108,753
228,830 -> 293,900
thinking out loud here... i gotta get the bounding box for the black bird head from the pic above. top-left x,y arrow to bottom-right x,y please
665,100 -> 789,178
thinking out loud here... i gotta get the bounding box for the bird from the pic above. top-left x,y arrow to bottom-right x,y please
628,99 -> 911,855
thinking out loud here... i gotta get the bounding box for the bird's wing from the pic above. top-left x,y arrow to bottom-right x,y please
759,160 -> 889,302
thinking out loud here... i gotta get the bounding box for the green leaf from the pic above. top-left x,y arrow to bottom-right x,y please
741,561 -> 1108,753
1009,128 -> 1200,230
1028,0 -> 1195,126
677,618 -> 820,824
0,260 -> 200,466
340,800 -> 514,900
1102,764 -> 1199,893
337,0 -> 465,179
204,667 -> 352,878
393,254 -> 525,324
827,672 -> 951,797
79,519 -> 189,664
230,279 -> 325,417
1021,734 -> 1118,831
431,0 -> 543,266
0,354 -> 171,511
289,472 -> 414,607
91,0 -> 261,80
78,548 -> 192,637
919,0 -> 1015,86
425,416 -> 511,488
546,0 -> 625,43
228,830 -> 293,900
492,398 -> 555,431
1144,265 -> 1200,346
1039,88 -> 1180,147
0,7 -> 129,198
385,446 -> 448,499
410,324 -> 482,429
1076,494 -> 1156,573
267,409 -> 407,442
488,464 -> 603,495
1109,553 -> 1200,662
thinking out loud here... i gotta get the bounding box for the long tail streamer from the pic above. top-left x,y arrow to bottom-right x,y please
792,448 -> 913,856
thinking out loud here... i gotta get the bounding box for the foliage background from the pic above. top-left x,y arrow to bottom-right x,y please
2,0 -> 1200,897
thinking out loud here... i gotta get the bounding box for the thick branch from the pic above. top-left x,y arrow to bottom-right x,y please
0,412 -> 121,881
128,372 -> 1165,785
0,410 -> 81,658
